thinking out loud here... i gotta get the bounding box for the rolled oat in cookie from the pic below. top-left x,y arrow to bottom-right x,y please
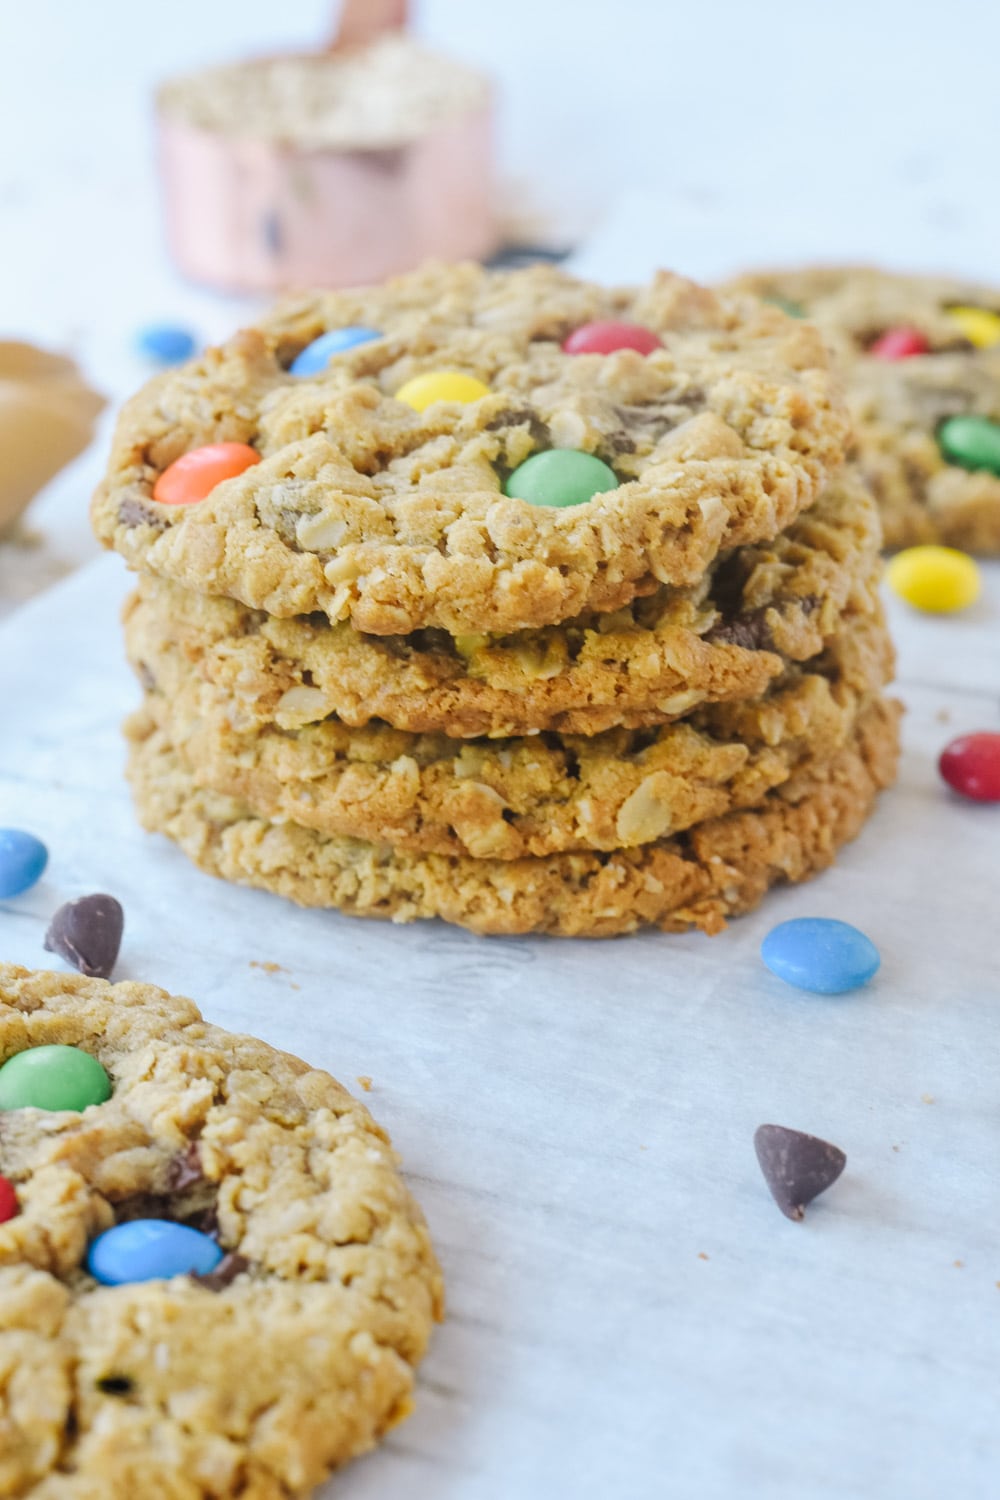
130,609 -> 894,860
92,261 -> 850,635
0,965 -> 442,1498
126,699 -> 901,939
123,468 -> 882,742
724,266 -> 1000,553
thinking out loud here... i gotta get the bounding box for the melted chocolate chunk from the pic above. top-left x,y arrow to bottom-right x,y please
166,1143 -> 204,1194
484,407 -> 551,447
706,609 -> 773,651
96,1375 -> 134,1396
190,1252 -> 250,1291
753,1124 -> 847,1221
44,894 -> 124,980
118,496 -> 169,532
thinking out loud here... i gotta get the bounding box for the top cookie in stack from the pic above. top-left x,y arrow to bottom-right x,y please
725,265 -> 1000,553
92,263 -> 899,937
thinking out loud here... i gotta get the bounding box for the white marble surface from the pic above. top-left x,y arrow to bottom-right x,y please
0,553 -> 997,1500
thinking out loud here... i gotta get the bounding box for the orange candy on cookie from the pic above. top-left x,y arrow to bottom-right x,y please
152,442 -> 261,506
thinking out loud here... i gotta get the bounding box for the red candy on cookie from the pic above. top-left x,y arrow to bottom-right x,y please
153,442 -> 261,506
563,320 -> 662,356
0,1175 -> 18,1223
869,327 -> 930,360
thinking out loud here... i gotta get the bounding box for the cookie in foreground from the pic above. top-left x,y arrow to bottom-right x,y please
724,265 -> 1000,553
126,698 -> 901,938
91,261 -> 850,635
0,964 -> 442,1497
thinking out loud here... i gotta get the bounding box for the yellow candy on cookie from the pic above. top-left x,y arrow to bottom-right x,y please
947,306 -> 1000,349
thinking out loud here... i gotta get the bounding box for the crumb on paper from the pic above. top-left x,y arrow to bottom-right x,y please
697,1252 -> 710,1262
357,1075 -> 373,1092
921,1093 -> 935,1105
250,960 -> 283,975
953,1260 -> 965,1269
935,708 -> 951,723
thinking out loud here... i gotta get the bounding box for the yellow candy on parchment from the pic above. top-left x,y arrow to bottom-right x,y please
886,545 -> 981,613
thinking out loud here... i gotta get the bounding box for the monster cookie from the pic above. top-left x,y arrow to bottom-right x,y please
125,699 -> 901,938
91,261 -> 850,635
0,965 -> 442,1496
131,610 -> 893,859
124,469 -> 882,741
726,266 -> 1000,552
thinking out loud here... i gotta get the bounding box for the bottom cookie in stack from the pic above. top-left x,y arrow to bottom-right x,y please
126,692 -> 901,939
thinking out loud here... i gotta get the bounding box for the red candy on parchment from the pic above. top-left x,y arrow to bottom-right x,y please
153,442 -> 261,506
563,320 -> 662,356
939,732 -> 1000,803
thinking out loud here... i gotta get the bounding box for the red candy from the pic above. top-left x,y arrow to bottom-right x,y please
563,320 -> 662,356
0,1175 -> 18,1224
153,442 -> 261,506
869,327 -> 930,361
939,732 -> 1000,802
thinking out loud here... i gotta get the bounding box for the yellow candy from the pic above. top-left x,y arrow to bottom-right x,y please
885,545 -> 981,613
394,370 -> 490,412
947,306 -> 1000,349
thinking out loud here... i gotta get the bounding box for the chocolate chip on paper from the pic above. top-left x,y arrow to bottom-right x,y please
44,893 -> 124,980
753,1123 -> 847,1221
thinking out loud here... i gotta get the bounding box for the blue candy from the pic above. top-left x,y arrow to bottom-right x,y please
290,326 -> 380,375
0,830 -> 48,898
135,323 -> 198,365
87,1220 -> 223,1286
761,917 -> 880,995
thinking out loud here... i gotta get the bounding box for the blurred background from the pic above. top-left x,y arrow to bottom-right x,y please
2,0 -> 997,608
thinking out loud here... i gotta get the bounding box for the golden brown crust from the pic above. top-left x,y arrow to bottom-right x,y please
92,262 -> 850,634
0,967 -> 442,1497
725,265 -> 1000,553
125,470 -> 882,741
132,610 -> 894,859
125,699 -> 901,938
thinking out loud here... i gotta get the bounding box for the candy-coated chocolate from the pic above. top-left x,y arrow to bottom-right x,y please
562,320 -> 662,356
938,414 -> 1000,477
0,829 -> 48,897
153,442 -> 261,506
761,917 -> 880,995
946,306 -> 1000,349
87,1219 -> 223,1286
504,449 -> 619,508
763,295 -> 806,318
0,1176 -> 18,1223
869,327 -> 929,360
394,370 -> 491,412
885,545 -> 981,613
0,1044 -> 112,1112
290,326 -> 381,375
939,732 -> 1000,802
135,323 -> 197,365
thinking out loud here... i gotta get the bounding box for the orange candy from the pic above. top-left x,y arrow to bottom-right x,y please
152,442 -> 261,506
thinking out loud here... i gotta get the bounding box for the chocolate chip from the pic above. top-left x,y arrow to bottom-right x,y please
118,496 -> 169,532
753,1124 -> 847,1221
165,1143 -> 203,1193
484,407 -> 551,447
706,609 -> 773,651
190,1252 -> 249,1291
44,894 -> 124,980
96,1374 -> 134,1396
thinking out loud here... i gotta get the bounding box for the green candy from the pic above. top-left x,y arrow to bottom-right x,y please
505,450 -> 619,508
0,1044 -> 112,1112
763,295 -> 806,319
938,415 -> 1000,476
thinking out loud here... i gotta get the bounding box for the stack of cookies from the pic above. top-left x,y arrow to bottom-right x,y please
91,263 -> 900,937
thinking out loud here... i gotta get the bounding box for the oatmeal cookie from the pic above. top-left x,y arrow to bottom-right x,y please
125,469 -> 882,741
0,966 -> 442,1497
125,699 -> 901,938
92,262 -> 850,634
726,266 -> 1000,552
133,610 -> 893,860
